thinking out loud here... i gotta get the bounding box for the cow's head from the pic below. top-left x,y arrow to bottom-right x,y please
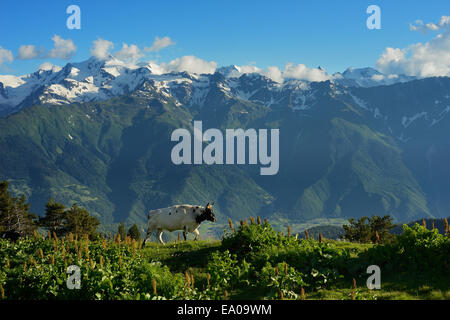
204,202 -> 216,222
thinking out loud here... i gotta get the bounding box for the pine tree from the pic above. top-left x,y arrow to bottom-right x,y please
39,198 -> 66,237
343,215 -> 395,243
117,222 -> 126,240
369,215 -> 396,243
127,224 -> 141,241
64,204 -> 100,239
0,180 -> 37,238
343,216 -> 371,242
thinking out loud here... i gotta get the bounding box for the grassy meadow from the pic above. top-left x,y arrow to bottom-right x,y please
0,220 -> 448,300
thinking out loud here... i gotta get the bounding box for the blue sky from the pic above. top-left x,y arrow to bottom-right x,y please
0,0 -> 448,76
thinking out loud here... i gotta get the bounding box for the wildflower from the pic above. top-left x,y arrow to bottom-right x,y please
152,279 -> 157,295
185,271 -> 191,288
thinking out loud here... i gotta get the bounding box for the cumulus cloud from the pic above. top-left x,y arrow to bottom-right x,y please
235,63 -> 331,83
0,46 -> 14,67
160,55 -> 217,74
90,38 -> 114,60
282,63 -> 331,82
377,16 -> 450,77
145,36 -> 175,52
265,66 -> 283,83
410,16 -> 450,33
46,35 -> 77,59
238,65 -> 262,74
114,43 -> 143,63
17,45 -> 42,60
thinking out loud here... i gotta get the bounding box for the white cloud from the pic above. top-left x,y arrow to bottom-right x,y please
265,66 -> 284,83
114,43 -> 143,63
235,63 -> 331,83
46,35 -> 77,60
160,55 -> 217,74
0,46 -> 13,67
238,65 -> 263,74
377,16 -> 450,77
90,38 -> 114,60
410,16 -> 450,33
145,36 -> 175,52
17,45 -> 42,60
282,63 -> 331,82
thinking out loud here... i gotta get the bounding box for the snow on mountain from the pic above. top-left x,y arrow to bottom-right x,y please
216,65 -> 242,78
334,67 -> 416,87
0,59 -> 430,117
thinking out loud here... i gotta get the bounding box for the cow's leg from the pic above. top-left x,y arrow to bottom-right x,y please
193,228 -> 200,241
157,228 -> 165,245
183,226 -> 187,241
142,227 -> 154,248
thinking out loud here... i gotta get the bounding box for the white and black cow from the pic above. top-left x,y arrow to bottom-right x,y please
142,202 -> 216,246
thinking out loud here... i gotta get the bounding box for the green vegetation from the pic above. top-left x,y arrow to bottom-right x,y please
1,181 -> 100,240
0,89 -> 441,232
117,222 -> 126,241
343,215 -> 396,243
0,217 -> 448,300
127,224 -> 141,241
0,180 -> 37,237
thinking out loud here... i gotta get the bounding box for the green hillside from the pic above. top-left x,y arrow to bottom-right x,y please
0,80 -> 445,232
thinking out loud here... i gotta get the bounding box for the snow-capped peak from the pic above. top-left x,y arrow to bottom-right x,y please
342,67 -> 381,79
0,58 -> 422,116
216,65 -> 242,78
38,62 -> 62,73
334,67 -> 416,87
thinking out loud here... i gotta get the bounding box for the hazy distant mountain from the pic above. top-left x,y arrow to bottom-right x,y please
0,57 -> 449,228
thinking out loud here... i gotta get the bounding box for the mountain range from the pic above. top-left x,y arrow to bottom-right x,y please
1,56 -> 449,232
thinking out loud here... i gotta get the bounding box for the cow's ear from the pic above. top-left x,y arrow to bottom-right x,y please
206,202 -> 210,208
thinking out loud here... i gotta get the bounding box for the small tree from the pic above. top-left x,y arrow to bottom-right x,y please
343,215 -> 396,243
117,222 -> 126,240
64,204 -> 100,239
39,198 -> 67,237
0,180 -> 37,237
127,224 -> 141,241
343,216 -> 371,243
369,215 -> 396,243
